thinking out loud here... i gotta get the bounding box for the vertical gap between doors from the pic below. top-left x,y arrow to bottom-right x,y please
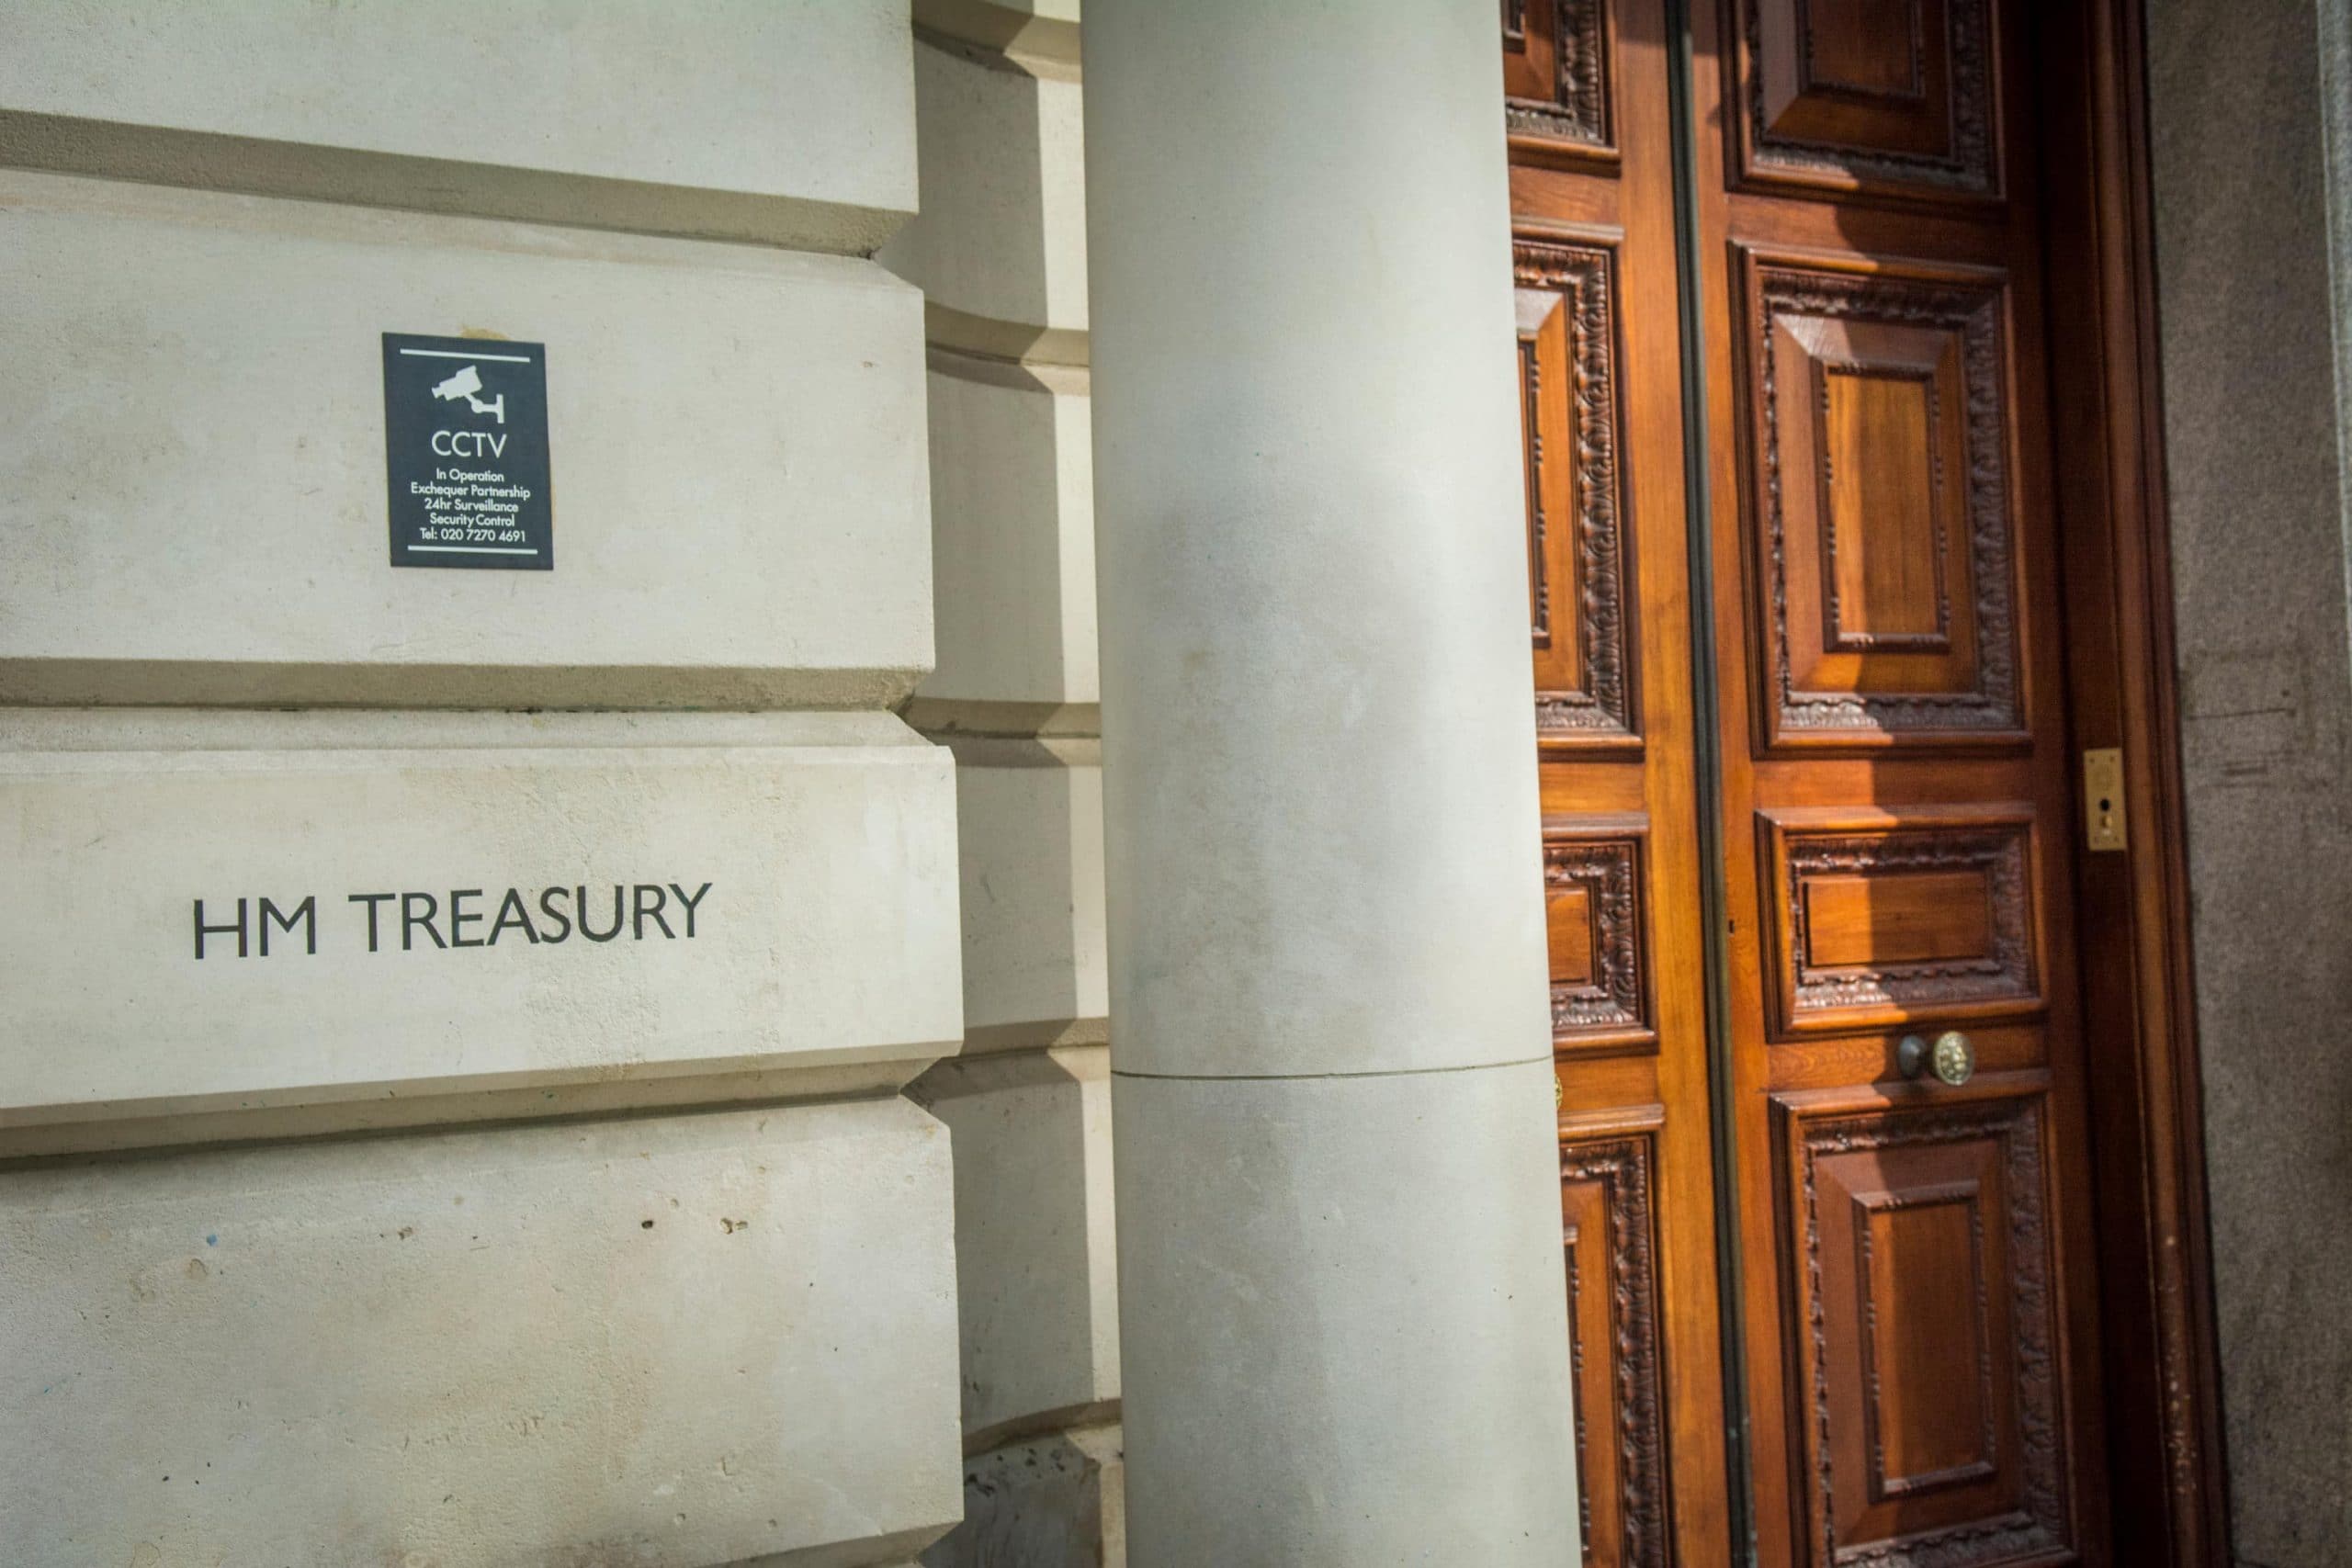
1663,3 -> 1759,1562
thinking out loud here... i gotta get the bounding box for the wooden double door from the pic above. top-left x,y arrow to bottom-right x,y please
1508,4 -> 2115,1564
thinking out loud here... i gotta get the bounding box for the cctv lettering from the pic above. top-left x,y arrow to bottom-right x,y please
432,429 -> 509,457
190,883 -> 714,958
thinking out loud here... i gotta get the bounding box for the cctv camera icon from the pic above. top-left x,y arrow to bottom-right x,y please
431,365 -> 506,425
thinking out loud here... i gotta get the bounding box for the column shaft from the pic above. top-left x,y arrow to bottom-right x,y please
1082,2 -> 1579,1560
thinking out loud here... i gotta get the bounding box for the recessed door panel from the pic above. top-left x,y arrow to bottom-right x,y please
1735,0 -> 2001,198
1776,1088 -> 2074,1564
1562,1128 -> 1672,1568
1760,806 -> 2043,1036
1507,0 -> 1618,154
1739,252 -> 2026,749
1546,819 -> 1657,1055
1519,235 -> 1642,751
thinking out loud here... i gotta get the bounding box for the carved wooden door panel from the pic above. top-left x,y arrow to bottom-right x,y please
1503,5 -> 2114,1566
1689,4 -> 2111,1565
1509,4 -> 1735,1565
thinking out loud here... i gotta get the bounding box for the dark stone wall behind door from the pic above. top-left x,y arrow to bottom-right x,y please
2149,2 -> 2352,1562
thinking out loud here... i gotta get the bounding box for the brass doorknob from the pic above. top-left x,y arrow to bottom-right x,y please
1897,1031 -> 1975,1087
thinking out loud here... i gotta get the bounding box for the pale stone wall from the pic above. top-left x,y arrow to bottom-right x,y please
2,177 -> 932,707
0,6 -> 964,1565
885,4 -> 1125,1562
2148,2 -> 2352,1563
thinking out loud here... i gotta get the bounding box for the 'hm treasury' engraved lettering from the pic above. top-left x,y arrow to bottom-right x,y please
191,882 -> 712,958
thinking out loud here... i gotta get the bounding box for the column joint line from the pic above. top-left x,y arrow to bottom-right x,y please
1111,1055 -> 1554,1085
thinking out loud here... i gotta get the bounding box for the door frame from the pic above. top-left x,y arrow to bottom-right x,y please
2035,2 -> 2231,1562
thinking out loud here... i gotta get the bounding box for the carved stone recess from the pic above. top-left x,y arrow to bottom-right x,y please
1516,236 -> 1638,750
1506,0 -> 1612,150
1783,1096 -> 2073,1567
1741,0 -> 1999,197
1544,828 -> 1655,1052
1770,811 -> 2041,1032
1749,259 -> 2025,746
1561,1133 -> 1671,1568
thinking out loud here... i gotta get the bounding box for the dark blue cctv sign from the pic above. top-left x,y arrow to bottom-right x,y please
381,333 -> 554,570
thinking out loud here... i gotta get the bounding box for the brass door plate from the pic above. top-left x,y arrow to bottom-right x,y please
2084,747 -> 2127,852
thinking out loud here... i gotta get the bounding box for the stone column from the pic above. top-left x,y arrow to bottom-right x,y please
1081,3 -> 1579,1562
